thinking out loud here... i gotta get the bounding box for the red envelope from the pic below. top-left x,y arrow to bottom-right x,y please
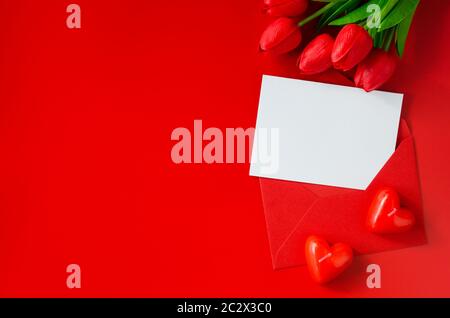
256,69 -> 427,270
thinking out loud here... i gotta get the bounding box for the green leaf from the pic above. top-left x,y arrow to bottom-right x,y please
396,6 -> 417,57
379,0 -> 419,31
317,0 -> 362,31
379,0 -> 400,20
329,0 -> 387,25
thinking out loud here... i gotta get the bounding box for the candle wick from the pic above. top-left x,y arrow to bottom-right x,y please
318,252 -> 332,264
388,208 -> 398,217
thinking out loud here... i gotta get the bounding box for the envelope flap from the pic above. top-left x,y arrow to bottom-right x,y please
270,124 -> 426,269
397,118 -> 411,145
259,178 -> 318,262
298,183 -> 358,198
367,136 -> 423,221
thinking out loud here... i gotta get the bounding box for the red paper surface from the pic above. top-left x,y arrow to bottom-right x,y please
0,0 -> 450,297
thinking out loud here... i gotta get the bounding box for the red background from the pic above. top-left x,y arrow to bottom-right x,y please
0,0 -> 449,297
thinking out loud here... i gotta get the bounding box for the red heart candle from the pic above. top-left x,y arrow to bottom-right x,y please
366,187 -> 416,234
305,236 -> 353,284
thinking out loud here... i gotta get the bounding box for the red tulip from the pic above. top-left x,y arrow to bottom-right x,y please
298,33 -> 334,75
263,0 -> 308,17
331,24 -> 373,71
355,49 -> 397,92
260,17 -> 302,55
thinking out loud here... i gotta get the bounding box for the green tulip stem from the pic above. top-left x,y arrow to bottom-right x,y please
383,27 -> 395,52
298,2 -> 337,27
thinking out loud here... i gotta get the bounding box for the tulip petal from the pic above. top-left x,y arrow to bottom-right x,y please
260,17 -> 302,54
298,34 -> 334,75
355,49 -> 397,92
332,24 -> 373,71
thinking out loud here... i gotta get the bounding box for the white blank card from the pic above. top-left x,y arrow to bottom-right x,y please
250,75 -> 403,190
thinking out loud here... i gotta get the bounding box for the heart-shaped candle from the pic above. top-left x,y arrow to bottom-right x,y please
305,235 -> 353,284
366,187 -> 416,234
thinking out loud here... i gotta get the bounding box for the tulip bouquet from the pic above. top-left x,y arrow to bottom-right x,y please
260,0 -> 420,91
